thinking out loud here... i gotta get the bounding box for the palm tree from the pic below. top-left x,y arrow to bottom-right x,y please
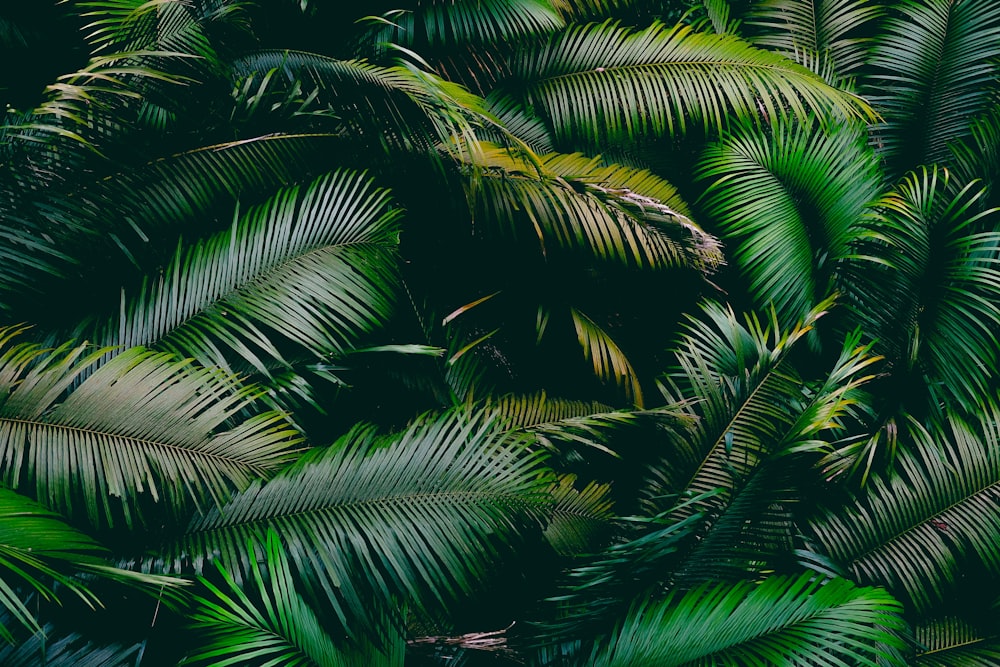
1,0 -> 999,665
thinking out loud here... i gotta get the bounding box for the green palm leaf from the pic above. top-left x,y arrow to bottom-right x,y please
86,170 -> 401,375
804,410 -> 1000,613
185,529 -> 404,667
865,0 -> 1000,177
589,573 -> 907,666
159,410 -> 552,637
0,329 -> 301,528
502,20 -> 873,148
747,0 -> 882,84
913,615 -> 1000,665
697,119 -> 880,333
542,474 -> 614,555
839,166 -> 1000,413
0,620 -> 144,667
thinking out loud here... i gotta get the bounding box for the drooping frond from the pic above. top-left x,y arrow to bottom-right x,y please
184,530 -> 404,667
865,0 -> 1000,178
589,574 -> 907,666
501,20 -> 874,148
231,51 -> 493,159
804,410 -> 1000,614
0,488 -> 181,641
838,166 -> 1000,413
464,144 -> 722,273
159,410 -> 553,638
571,308 -> 642,406
697,118 -> 880,333
950,105 -> 1000,207
85,170 -> 401,375
0,620 -> 144,667
0,330 -> 301,529
747,0 -> 882,84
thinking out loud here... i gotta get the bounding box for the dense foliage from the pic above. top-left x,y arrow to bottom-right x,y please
1,0 -> 999,664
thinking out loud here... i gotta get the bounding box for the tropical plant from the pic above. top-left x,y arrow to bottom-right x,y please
1,0 -> 999,665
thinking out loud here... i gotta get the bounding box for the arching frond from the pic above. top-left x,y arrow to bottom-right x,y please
805,410 -> 1000,613
542,474 -> 614,556
159,411 -> 552,638
914,615 -> 1000,666
589,574 -> 907,666
697,119 -> 880,333
865,0 -> 1000,178
747,0 -> 882,84
839,167 -> 1000,413
502,20 -> 873,148
0,488 -> 181,641
184,530 -> 404,667
86,170 -> 401,375
0,330 -> 301,529
0,620 -> 144,667
571,308 -> 642,407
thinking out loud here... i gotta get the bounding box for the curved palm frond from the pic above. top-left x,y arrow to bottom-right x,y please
465,143 -> 722,273
364,0 -> 563,49
0,329 -> 301,529
865,0 -> 1000,178
804,410 -> 1000,614
158,410 -> 553,638
0,488 -> 181,641
231,50 -> 494,160
950,105 -> 1000,207
913,615 -> 1000,666
746,0 -> 882,85
0,619 -> 144,667
839,166 -> 1000,413
85,170 -> 401,376
502,20 -> 873,148
589,573 -> 907,666
571,308 -> 643,407
184,529 -> 404,667
697,118 -> 880,333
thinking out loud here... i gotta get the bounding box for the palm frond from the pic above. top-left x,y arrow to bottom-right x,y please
158,410 -> 553,638
804,410 -> 1000,613
589,573 -> 907,666
950,105 -> 1000,207
865,0 -> 1000,178
502,20 -> 873,148
0,330 -> 301,529
913,615 -> 1000,666
571,308 -> 642,407
0,487 -> 182,641
86,170 -> 401,375
184,529 -> 404,667
0,620 -> 144,667
747,0 -> 882,85
838,166 -> 1000,413
697,118 -> 880,333
542,474 -> 614,556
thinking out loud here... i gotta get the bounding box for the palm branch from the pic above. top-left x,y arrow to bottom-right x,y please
588,573 -> 907,666
184,529 -> 404,667
804,409 -> 1000,614
864,0 -> 1000,178
0,328 -> 301,529
82,170 -> 401,376
746,0 -> 882,85
696,118 -> 880,334
500,20 -> 874,149
156,410 -> 554,639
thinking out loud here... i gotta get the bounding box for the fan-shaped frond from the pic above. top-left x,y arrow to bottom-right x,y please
747,0 -> 882,84
502,20 -> 873,148
185,529 -> 404,667
158,410 -> 552,638
0,330 -> 301,528
865,0 -> 1000,178
589,573 -> 907,666
697,118 -> 880,333
805,410 -> 1000,613
839,167 -> 1000,413
86,170 -> 401,375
